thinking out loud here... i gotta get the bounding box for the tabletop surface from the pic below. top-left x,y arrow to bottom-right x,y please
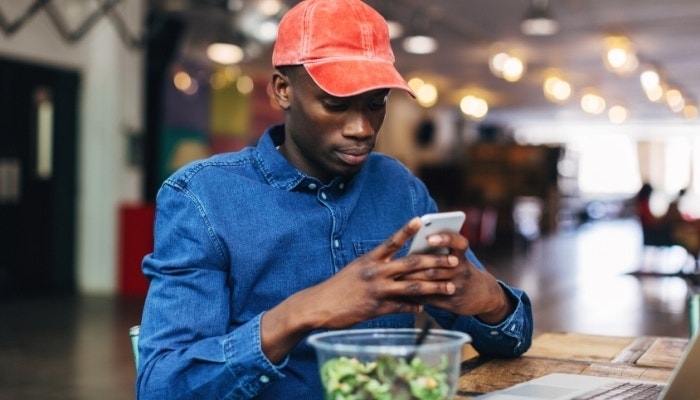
455,331 -> 689,399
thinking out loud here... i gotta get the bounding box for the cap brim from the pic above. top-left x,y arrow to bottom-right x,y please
305,59 -> 416,98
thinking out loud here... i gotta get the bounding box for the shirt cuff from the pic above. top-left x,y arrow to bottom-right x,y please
473,282 -> 526,336
222,313 -> 288,392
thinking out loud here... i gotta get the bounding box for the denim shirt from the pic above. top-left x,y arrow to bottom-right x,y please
137,124 -> 533,400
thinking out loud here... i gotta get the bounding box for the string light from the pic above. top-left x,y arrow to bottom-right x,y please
603,36 -> 638,75
489,50 -> 526,82
408,77 -> 438,108
580,89 -> 606,115
608,105 -> 629,124
543,73 -> 572,103
460,95 -> 488,119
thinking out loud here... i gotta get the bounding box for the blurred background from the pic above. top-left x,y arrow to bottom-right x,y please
1,1 -> 700,398
1,0 -> 699,296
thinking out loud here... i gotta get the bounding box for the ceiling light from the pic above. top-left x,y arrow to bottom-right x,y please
416,83 -> 438,108
207,43 -> 245,64
173,71 -> 198,95
257,20 -> 279,43
407,77 -> 425,92
640,66 -> 665,103
460,95 -> 488,119
640,68 -> 660,91
543,75 -> 572,102
606,48 -> 628,69
236,75 -> 254,94
407,77 -> 438,107
173,71 -> 192,92
580,90 -> 606,115
489,51 -> 510,76
666,89 -> 685,113
502,56 -> 525,82
608,105 -> 628,124
402,35 -> 438,54
520,0 -> 559,36
603,36 -> 638,75
256,0 -> 283,16
683,104 -> 698,120
644,85 -> 664,102
386,20 -> 404,39
402,13 -> 437,54
489,50 -> 525,81
210,66 -> 241,90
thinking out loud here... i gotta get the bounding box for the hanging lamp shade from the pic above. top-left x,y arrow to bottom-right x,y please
521,0 -> 559,36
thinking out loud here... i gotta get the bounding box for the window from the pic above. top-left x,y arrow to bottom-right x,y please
576,134 -> 641,196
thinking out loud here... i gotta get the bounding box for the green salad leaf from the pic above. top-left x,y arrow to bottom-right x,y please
319,355 -> 451,400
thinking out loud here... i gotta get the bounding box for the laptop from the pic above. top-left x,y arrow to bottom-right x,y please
477,333 -> 700,399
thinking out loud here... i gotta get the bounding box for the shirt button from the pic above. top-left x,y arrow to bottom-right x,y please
308,183 -> 317,190
334,239 -> 340,248
259,375 -> 270,383
339,183 -> 345,190
321,192 -> 327,200
490,330 -> 499,335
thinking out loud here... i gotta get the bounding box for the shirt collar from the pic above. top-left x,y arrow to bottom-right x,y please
254,124 -> 324,191
255,124 -> 356,192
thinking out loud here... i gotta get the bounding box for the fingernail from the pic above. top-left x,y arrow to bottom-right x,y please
446,282 -> 455,294
448,255 -> 459,265
410,217 -> 422,227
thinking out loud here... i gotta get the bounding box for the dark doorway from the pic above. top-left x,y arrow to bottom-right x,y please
0,57 -> 79,297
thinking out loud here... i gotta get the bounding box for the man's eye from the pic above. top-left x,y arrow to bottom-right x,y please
323,101 -> 348,111
369,98 -> 387,110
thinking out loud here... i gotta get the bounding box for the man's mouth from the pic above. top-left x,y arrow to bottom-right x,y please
337,148 -> 370,166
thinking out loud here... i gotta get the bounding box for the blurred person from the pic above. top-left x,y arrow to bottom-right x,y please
635,184 -> 700,272
135,1 -> 533,398
634,182 -> 673,246
667,188 -> 700,264
666,188 -> 694,224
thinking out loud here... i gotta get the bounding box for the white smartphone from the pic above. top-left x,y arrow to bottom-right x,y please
408,211 -> 466,254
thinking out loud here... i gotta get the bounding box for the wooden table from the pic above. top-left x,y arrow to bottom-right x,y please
455,331 -> 689,399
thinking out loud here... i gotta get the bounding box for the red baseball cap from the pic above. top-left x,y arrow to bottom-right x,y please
272,0 -> 416,98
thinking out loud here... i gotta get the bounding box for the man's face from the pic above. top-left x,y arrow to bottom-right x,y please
273,66 -> 390,183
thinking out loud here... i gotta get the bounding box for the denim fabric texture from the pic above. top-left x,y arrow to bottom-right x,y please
136,124 -> 533,399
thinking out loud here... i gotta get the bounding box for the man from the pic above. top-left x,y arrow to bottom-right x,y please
136,0 -> 533,398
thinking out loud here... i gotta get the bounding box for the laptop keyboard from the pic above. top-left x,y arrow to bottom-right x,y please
573,381 -> 664,400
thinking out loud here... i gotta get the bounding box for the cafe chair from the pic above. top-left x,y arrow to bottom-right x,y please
129,325 -> 140,370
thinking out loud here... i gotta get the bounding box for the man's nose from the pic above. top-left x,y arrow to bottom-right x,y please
343,110 -> 375,139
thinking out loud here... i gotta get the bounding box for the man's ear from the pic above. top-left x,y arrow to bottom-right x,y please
271,70 -> 291,110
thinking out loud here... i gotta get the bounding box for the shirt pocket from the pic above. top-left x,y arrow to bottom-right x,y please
352,239 -> 410,259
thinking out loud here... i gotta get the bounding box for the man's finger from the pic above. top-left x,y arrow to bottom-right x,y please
372,216 -> 422,259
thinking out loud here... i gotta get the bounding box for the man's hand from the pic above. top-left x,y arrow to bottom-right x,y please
260,216 -> 462,362
295,216 -> 463,329
399,231 -> 514,325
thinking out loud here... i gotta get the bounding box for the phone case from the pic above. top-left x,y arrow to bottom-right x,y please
408,211 -> 466,254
